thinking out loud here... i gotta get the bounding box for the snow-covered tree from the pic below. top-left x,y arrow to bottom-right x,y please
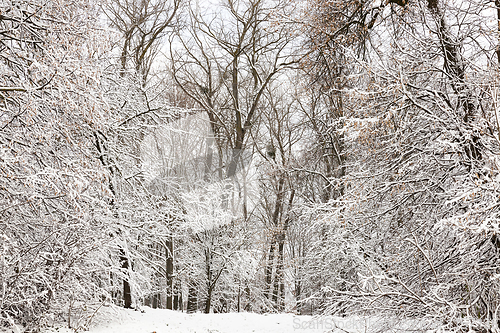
0,0 -> 114,329
97,0 -> 183,309
299,0 -> 500,330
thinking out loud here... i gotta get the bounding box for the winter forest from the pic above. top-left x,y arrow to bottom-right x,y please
2,0 -> 500,331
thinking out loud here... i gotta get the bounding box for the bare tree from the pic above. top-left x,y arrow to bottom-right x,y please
170,0 -> 297,186
104,0 -> 181,82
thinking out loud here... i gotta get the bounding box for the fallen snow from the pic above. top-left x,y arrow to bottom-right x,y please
42,308 -> 325,333
36,306 -> 436,333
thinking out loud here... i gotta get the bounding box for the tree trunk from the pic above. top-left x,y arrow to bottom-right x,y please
204,290 -> 212,314
267,177 -> 286,305
265,242 -> 276,300
275,189 -> 294,310
272,231 -> 287,310
173,294 -> 179,310
174,280 -> 182,311
237,285 -> 241,313
295,279 -> 302,314
271,249 -> 280,306
204,135 -> 214,182
225,55 -> 243,181
204,112 -> 218,181
166,237 -> 174,310
205,248 -> 213,313
187,286 -> 197,313
152,293 -> 160,309
277,235 -> 286,311
119,247 -> 132,309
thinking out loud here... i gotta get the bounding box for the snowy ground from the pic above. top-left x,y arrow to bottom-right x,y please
35,306 -> 437,333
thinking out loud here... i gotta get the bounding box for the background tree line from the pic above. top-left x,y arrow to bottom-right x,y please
2,0 -> 500,331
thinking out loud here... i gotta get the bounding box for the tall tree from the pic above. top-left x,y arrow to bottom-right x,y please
170,0 -> 297,187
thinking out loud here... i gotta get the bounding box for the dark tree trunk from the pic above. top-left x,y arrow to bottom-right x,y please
205,248 -> 213,314
166,237 -> 174,310
119,247 -> 132,309
237,285 -> 241,313
152,293 -> 160,309
173,294 -> 179,310
271,254 -> 280,306
277,235 -> 286,310
266,177 -> 286,303
244,287 -> 252,312
295,281 -> 302,314
275,189 -> 295,310
265,242 -> 276,299
204,291 -> 212,314
272,232 -> 286,310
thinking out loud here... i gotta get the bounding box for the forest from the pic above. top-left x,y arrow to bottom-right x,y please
1,0 -> 500,331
